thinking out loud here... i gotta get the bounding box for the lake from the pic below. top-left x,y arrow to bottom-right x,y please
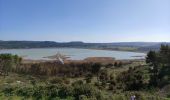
0,48 -> 146,60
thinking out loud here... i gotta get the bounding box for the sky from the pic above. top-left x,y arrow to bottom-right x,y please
0,0 -> 170,43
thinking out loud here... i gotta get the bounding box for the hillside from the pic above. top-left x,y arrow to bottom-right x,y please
0,41 -> 169,52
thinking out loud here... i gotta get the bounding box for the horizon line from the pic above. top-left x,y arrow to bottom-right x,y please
0,40 -> 170,43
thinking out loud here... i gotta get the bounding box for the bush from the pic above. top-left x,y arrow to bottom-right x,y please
116,66 -> 147,91
49,77 -> 63,84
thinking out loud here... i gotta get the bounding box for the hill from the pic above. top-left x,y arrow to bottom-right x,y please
0,40 -> 169,52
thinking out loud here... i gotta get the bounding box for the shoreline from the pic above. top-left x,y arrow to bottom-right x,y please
0,47 -> 146,63
22,56 -> 145,64
0,47 -> 147,53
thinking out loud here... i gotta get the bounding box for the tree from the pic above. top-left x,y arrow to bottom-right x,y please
99,69 -> 109,87
114,62 -> 118,67
146,44 -> 170,87
118,62 -> 123,67
13,55 -> 22,72
146,51 -> 157,66
0,54 -> 22,77
91,63 -> 101,82
0,54 -> 13,76
146,50 -> 160,86
116,66 -> 146,90
91,63 -> 101,75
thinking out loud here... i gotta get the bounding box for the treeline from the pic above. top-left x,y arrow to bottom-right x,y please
0,53 -> 102,77
146,44 -> 170,87
16,62 -> 101,77
115,44 -> 170,91
0,54 -> 122,79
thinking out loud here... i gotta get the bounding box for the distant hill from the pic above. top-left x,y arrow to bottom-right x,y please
138,42 -> 170,51
0,40 -> 169,52
0,41 -> 57,49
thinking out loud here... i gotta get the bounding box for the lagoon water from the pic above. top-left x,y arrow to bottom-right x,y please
0,48 -> 146,60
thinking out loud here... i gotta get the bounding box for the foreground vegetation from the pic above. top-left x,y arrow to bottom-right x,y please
0,44 -> 170,100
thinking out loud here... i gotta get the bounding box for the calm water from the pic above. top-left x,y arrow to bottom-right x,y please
0,48 -> 146,60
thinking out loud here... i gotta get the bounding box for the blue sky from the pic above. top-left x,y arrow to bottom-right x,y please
0,0 -> 170,42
